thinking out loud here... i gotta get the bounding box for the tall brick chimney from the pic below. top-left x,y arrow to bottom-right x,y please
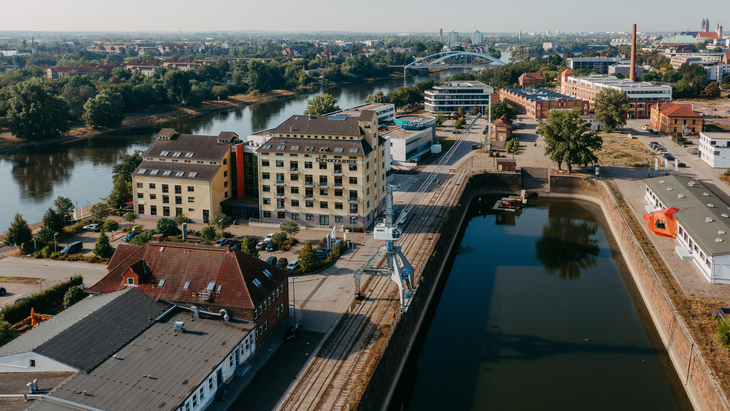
630,24 -> 637,81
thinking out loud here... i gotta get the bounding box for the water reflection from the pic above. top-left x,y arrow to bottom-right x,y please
534,202 -> 600,280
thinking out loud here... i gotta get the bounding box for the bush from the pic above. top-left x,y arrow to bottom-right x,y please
156,218 -> 180,237
62,286 -> 87,309
0,320 -> 20,347
0,275 -> 84,324
718,318 -> 730,348
201,226 -> 216,241
129,229 -> 155,245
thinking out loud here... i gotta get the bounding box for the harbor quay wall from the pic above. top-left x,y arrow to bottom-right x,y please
547,174 -> 730,411
356,172 -> 521,411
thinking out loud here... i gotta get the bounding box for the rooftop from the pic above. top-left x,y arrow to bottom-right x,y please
134,161 -> 220,181
654,102 -> 703,118
432,81 -> 491,89
0,288 -> 164,373
256,136 -> 374,157
504,88 -> 580,102
646,176 -> 730,255
35,309 -> 252,411
271,111 -> 376,137
143,130 -> 238,161
660,35 -> 698,44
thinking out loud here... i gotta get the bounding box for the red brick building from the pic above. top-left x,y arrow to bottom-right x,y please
650,101 -> 704,136
491,116 -> 513,149
88,235 -> 289,347
518,72 -> 545,87
499,88 -> 589,119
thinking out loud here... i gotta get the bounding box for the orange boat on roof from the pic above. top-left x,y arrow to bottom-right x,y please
643,207 -> 680,238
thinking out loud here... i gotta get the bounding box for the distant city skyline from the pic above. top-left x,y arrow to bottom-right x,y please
1,0 -> 723,34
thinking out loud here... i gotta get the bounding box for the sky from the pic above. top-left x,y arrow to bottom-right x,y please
1,0 -> 722,34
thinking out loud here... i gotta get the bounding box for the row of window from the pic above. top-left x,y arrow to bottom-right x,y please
262,212 -> 359,224
253,284 -> 284,322
260,160 -> 361,172
263,187 -> 362,198
137,183 -> 196,193
263,199 -> 362,211
261,174 -> 372,185
137,194 -> 196,204
138,205 -> 200,217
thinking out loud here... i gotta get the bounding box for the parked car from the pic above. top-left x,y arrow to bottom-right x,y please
513,124 -> 524,129
255,241 -> 266,251
641,126 -> 648,130
15,294 -> 31,304
215,238 -> 230,246
0,286 -> 6,296
651,129 -> 659,135
131,225 -> 143,233
471,143 -> 478,150
452,130 -> 461,134
123,232 -> 137,243
61,241 -> 83,254
648,141 -> 659,145
83,223 -> 100,232
286,261 -> 300,271
265,256 -> 277,265
664,155 -> 675,161
266,242 -> 277,252
285,322 -> 303,340
229,240 -> 242,250
678,162 -> 687,168
276,258 -> 288,268
315,249 -> 327,260
264,233 -> 275,243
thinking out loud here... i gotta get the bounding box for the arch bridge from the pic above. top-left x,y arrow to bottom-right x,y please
402,51 -> 505,85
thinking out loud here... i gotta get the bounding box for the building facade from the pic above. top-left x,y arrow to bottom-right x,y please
472,30 -> 483,45
560,70 -> 672,119
698,132 -> 730,168
499,88 -> 589,119
518,72 -> 545,87
448,31 -> 459,45
132,129 -> 238,224
566,57 -> 626,74
424,81 -> 494,114
382,115 -> 435,163
255,111 -> 387,228
649,101 -> 703,136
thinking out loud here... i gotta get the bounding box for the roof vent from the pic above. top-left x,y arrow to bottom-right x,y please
666,187 -> 673,191
716,238 -> 724,243
174,321 -> 185,331
688,181 -> 696,187
706,217 -> 714,223
703,192 -> 710,196
659,180 -> 665,183
722,213 -> 729,218
678,194 -> 685,199
719,230 -> 726,235
708,203 -> 715,208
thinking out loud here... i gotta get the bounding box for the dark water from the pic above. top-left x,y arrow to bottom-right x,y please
389,198 -> 691,411
0,69 -> 477,232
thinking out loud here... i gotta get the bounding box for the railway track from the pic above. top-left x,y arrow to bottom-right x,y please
278,149 -> 473,411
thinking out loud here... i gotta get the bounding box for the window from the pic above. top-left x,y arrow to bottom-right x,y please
276,160 -> 284,167
162,184 -> 169,193
320,201 -> 328,209
319,176 -> 327,186
193,394 -> 198,408
137,182 -> 143,188
185,401 -> 190,411
291,174 -> 299,181
349,177 -> 357,184
350,216 -> 358,224
264,211 -> 272,218
320,188 -> 328,196
29,359 -> 36,367
209,377 -> 213,390
349,164 -> 357,171
175,185 -> 182,194
335,177 -> 342,187
188,186 -> 194,192
319,162 -> 327,170
278,211 -> 285,219
335,202 -> 343,210
292,200 -> 299,207
224,181 -> 229,188
290,161 -> 298,170
305,161 -> 313,169
263,185 -> 271,192
163,206 -> 170,217
335,216 -> 343,223
199,387 -> 205,401
137,193 -> 144,199
320,215 -> 329,225
306,214 -> 314,221
262,172 -> 270,179
276,173 -> 284,183
263,198 -> 271,205
277,200 -> 285,209
224,171 -> 228,177
291,187 -> 299,194
306,201 -> 314,208
138,204 -> 144,214
223,159 -> 227,165
335,189 -> 343,197
150,205 -> 157,215
262,160 -> 270,167
277,187 -> 285,196
176,196 -> 182,205
188,197 -> 195,203
149,183 -> 156,189
350,204 -> 358,213
292,214 -> 300,220
150,194 -> 156,200
305,188 -> 313,198
163,195 -> 169,204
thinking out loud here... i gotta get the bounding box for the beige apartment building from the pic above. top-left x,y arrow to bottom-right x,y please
132,129 -> 238,223
255,111 -> 387,228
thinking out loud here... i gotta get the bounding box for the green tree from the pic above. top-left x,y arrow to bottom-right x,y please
107,174 -> 132,210
298,241 -> 318,271
156,218 -> 180,237
129,229 -> 155,245
364,90 -> 387,104
62,286 -> 87,309
241,235 -> 259,258
434,111 -> 446,127
42,207 -> 65,232
93,231 -> 114,258
0,321 -> 20,347
123,212 -> 136,227
537,109 -> 603,173
6,77 -> 69,140
489,101 -> 518,123
174,213 -> 189,232
641,71 -> 659,82
718,318 -> 730,348
213,213 -> 231,232
593,88 -> 629,132
112,150 -> 144,182
280,221 -> 300,238
82,89 -> 125,128
4,213 -> 32,246
703,82 -> 721,99
102,219 -> 119,234
201,226 -> 217,242
304,93 -> 341,115
60,83 -> 97,120
271,232 -> 287,246
36,226 -> 55,244
163,69 -> 192,104
90,203 -> 111,221
453,117 -> 466,130
53,196 -> 74,223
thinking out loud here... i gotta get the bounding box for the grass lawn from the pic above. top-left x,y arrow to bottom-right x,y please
436,136 -> 458,152
705,124 -> 730,132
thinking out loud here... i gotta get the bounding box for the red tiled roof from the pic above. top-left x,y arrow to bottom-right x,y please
696,32 -> 719,40
90,241 -> 288,311
519,72 -> 544,80
656,102 -> 703,118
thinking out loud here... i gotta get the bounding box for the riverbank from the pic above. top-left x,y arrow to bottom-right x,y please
0,89 -> 299,153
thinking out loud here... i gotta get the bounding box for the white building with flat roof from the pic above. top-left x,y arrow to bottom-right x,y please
424,81 -> 494,114
329,103 -> 395,122
381,115 -> 436,165
699,132 -> 730,168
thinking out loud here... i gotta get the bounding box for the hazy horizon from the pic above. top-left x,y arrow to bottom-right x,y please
2,0 -> 722,35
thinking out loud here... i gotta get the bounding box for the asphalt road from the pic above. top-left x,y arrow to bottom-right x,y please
228,330 -> 326,411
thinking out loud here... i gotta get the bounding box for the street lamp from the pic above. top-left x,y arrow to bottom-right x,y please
54,233 -> 58,253
33,235 -> 37,250
38,279 -> 44,293
291,277 -> 298,322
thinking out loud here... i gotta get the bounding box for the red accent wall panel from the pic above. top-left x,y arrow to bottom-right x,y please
235,144 -> 245,199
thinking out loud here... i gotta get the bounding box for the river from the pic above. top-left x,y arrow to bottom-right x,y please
388,197 -> 691,411
0,68 -> 480,233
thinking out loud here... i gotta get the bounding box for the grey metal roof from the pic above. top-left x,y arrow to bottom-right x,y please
145,132 -> 234,161
256,136 -> 374,157
272,112 -> 374,137
46,310 -> 252,411
0,288 -> 165,373
134,161 -> 221,181
645,176 -> 730,255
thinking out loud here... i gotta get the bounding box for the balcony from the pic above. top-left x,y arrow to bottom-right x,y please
304,181 -> 314,187
275,193 -> 286,198
275,180 -> 286,185
334,183 -> 343,187
318,183 -> 328,187
304,195 -> 314,199
348,197 -> 359,203
290,168 -> 299,172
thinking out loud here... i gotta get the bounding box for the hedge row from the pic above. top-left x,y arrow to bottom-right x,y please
0,275 -> 84,324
